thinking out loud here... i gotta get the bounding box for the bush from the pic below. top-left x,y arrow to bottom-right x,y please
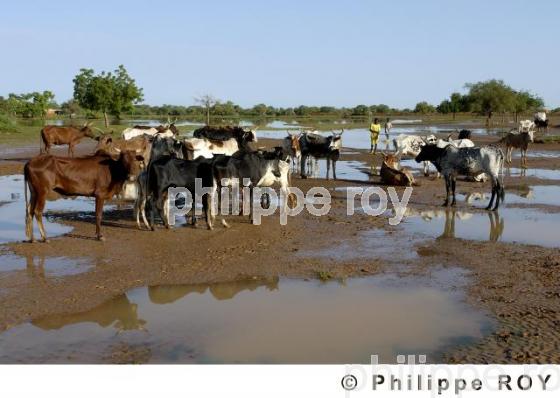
0,113 -> 20,133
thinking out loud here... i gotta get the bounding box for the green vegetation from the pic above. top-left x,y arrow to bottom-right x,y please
73,65 -> 143,127
317,270 -> 334,281
0,91 -> 56,119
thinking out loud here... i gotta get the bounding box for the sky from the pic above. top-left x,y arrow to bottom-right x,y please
1,0 -> 558,109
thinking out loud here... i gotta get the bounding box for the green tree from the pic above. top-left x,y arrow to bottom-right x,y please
464,79 -> 516,125
513,90 -> 544,123
73,65 -> 144,127
414,101 -> 436,114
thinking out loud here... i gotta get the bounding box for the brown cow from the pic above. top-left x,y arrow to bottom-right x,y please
24,150 -> 144,242
379,153 -> 415,186
40,123 -> 98,156
95,134 -> 152,166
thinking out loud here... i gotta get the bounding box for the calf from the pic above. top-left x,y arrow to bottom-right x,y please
299,131 -> 342,180
499,129 -> 533,168
24,150 -> 144,242
40,123 -> 98,156
415,144 -> 504,210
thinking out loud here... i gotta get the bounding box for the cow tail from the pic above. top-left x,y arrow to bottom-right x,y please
24,165 -> 31,240
39,129 -> 44,154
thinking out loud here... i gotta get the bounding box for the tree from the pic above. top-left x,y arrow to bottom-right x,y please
73,65 -> 143,127
414,101 -> 436,114
60,99 -> 82,118
195,94 -> 218,125
352,104 -> 371,116
464,79 -> 516,125
513,90 -> 544,123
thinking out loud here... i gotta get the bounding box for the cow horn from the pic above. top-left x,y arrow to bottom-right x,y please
113,147 -> 122,153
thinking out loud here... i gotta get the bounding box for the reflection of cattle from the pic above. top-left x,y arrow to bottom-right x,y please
24,150 -> 145,241
148,278 -> 279,304
40,123 -> 98,156
299,131 -> 342,180
32,295 -> 146,332
415,144 -> 504,210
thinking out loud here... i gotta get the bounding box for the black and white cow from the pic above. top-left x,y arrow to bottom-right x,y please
193,125 -> 257,149
299,131 -> 342,180
415,144 -> 504,210
211,150 -> 290,225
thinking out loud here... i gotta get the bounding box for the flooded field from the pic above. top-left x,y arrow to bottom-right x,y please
0,269 -> 493,364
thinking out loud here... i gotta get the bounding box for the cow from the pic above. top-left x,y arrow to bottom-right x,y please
193,125 -> 258,146
122,123 -> 178,140
212,150 -> 291,226
436,137 -> 487,182
182,137 -> 240,160
393,134 -> 438,176
281,132 -> 301,172
415,144 -> 504,210
379,153 -> 415,186
24,150 -> 145,242
39,123 -> 99,156
457,129 -> 472,140
299,131 -> 342,180
134,136 -> 185,229
146,156 -> 214,230
518,119 -> 536,134
499,129 -> 534,168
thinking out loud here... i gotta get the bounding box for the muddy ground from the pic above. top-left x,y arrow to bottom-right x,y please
1,131 -> 560,363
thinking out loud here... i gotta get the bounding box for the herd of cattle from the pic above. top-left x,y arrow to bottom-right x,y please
23,117 -> 542,242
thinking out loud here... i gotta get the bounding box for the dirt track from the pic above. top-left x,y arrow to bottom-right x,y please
1,132 -> 560,363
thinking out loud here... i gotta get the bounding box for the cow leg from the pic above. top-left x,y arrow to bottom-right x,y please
249,186 -> 254,224
300,154 -> 307,179
450,176 -> 457,206
493,178 -> 502,210
68,144 -> 73,157
333,159 -> 337,180
486,178 -> 497,210
326,158 -> 330,180
95,197 -> 105,241
161,191 -> 170,229
32,191 -> 49,243
442,175 -> 450,207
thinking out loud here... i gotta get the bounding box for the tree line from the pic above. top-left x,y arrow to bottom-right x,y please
0,66 -> 551,127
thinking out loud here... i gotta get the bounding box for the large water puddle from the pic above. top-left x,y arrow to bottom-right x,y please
403,207 -> 560,247
0,175 -> 115,244
0,269 -> 493,364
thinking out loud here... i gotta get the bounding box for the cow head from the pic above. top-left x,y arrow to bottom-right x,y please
415,144 -> 444,163
329,130 -> 343,150
380,152 -> 400,169
120,150 -> 145,181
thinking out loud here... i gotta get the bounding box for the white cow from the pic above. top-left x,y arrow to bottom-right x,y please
393,134 -> 437,176
519,120 -> 536,134
183,137 -> 239,159
122,125 -> 176,140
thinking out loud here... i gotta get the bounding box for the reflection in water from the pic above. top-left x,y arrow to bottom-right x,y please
0,273 -> 492,364
404,207 -> 558,247
33,295 -> 146,332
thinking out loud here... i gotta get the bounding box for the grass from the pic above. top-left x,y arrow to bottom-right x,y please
317,270 -> 333,281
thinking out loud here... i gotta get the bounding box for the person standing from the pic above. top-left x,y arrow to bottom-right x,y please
384,117 -> 392,138
369,118 -> 381,153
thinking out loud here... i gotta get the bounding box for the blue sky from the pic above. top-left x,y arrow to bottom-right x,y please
1,0 -> 558,108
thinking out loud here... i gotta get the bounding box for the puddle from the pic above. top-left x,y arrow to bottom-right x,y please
0,270 -> 493,364
0,175 -> 115,244
300,227 -> 423,265
403,207 -> 560,247
0,253 -> 93,277
302,160 -> 371,181
505,185 -> 560,207
505,167 -> 560,180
